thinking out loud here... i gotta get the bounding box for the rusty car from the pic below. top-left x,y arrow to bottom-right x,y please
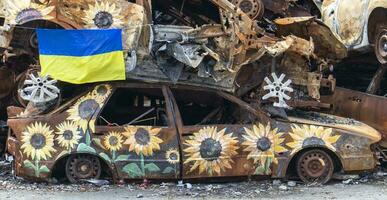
6,83 -> 381,184
321,0 -> 387,64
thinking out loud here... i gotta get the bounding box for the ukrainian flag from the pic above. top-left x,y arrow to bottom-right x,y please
37,29 -> 126,84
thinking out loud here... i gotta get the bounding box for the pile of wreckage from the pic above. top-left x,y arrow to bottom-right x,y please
0,0 -> 386,182
0,0 -> 346,121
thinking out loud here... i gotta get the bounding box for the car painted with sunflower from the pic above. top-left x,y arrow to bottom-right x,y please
6,82 -> 381,184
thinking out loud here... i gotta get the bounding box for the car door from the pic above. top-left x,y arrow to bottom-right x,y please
324,0 -> 369,47
94,84 -> 181,179
167,87 -> 286,179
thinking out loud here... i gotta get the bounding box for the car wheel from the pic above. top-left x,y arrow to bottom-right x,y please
296,149 -> 334,184
65,154 -> 101,183
375,24 -> 387,64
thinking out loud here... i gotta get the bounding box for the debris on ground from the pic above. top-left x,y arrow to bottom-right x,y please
0,165 -> 384,198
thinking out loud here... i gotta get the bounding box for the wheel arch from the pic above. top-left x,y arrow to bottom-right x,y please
367,7 -> 387,44
284,146 -> 343,177
50,152 -> 115,181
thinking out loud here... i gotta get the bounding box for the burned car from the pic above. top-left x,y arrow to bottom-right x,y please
0,0 -> 345,109
321,0 -> 387,64
7,83 -> 381,184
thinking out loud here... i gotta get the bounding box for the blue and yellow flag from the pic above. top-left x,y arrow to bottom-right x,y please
37,29 -> 126,84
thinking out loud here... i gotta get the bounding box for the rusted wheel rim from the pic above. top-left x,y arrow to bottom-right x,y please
66,154 -> 101,183
231,0 -> 264,20
376,29 -> 387,64
297,150 -> 333,184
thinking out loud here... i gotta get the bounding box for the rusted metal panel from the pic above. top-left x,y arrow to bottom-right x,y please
275,16 -> 347,61
320,87 -> 387,147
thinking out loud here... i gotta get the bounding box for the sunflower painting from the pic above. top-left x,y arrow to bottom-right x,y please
286,125 -> 341,155
93,84 -> 112,100
165,148 -> 180,165
184,127 -> 239,176
55,121 -> 82,151
99,131 -> 124,163
5,0 -> 55,24
67,91 -> 103,135
20,122 -> 56,177
121,126 -> 164,178
83,1 -> 124,29
103,131 -> 123,152
242,123 -> 287,175
123,126 -> 163,156
162,148 -> 180,175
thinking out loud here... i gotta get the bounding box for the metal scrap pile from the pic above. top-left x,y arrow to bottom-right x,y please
1,0 -> 387,184
0,0 -> 349,117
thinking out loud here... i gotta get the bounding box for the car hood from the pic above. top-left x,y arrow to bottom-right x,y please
286,111 -> 381,143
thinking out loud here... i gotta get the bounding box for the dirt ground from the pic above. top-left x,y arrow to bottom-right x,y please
0,161 -> 386,200
0,179 -> 386,200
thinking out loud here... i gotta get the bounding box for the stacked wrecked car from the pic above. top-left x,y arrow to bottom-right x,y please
0,0 -> 385,184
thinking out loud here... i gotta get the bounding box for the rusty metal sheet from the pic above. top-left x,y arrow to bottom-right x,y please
320,87 -> 387,148
275,16 -> 348,61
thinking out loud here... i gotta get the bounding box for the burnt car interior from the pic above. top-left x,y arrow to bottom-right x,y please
98,85 -> 259,127
171,88 -> 257,125
98,87 -> 168,126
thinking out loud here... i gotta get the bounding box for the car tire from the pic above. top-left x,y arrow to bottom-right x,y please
375,24 -> 387,64
65,154 -> 102,183
296,149 -> 334,184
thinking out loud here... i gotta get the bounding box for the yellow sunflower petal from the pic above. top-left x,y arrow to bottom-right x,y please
326,135 -> 341,144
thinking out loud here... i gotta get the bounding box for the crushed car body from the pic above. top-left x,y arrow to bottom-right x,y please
0,0 -> 344,97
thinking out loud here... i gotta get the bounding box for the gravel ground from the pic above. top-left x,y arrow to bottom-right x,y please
0,161 -> 386,200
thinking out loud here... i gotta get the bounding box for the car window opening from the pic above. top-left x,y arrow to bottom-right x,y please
98,88 -> 168,127
171,89 -> 258,125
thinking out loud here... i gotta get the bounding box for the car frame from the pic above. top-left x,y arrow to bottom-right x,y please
7,82 -> 381,184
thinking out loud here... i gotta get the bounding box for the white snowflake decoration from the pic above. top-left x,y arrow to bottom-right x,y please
18,73 -> 60,103
262,73 -> 293,108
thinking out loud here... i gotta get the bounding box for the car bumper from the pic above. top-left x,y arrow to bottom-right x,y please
341,154 -> 377,172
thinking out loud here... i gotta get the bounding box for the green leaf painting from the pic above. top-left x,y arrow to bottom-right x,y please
77,143 -> 96,153
144,163 -> 160,172
39,166 -> 50,173
162,166 -> 175,174
115,155 -> 128,161
23,160 -> 35,170
122,163 -> 142,178
99,152 -> 111,163
23,159 -> 50,177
